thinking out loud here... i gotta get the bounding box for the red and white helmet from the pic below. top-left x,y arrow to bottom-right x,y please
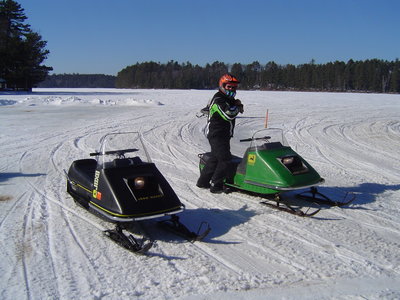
219,73 -> 240,98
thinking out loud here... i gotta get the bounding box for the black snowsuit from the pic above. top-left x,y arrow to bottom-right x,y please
198,91 -> 240,188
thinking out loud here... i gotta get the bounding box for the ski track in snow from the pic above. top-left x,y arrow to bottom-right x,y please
1,89 -> 400,299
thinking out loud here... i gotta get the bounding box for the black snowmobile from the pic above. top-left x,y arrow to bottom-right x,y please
199,128 -> 355,217
67,132 -> 210,254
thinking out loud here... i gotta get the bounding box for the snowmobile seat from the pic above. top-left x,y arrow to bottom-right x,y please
199,152 -> 241,165
112,157 -> 143,168
261,142 -> 284,150
231,155 -> 242,164
227,155 -> 242,181
68,159 -> 97,189
246,142 -> 284,152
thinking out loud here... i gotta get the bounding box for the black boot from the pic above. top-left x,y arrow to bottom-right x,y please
196,179 -> 210,189
210,181 -> 223,194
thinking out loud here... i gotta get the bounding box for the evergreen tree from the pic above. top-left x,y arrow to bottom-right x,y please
230,63 -> 244,85
389,59 -> 400,93
0,0 -> 52,90
262,61 -> 279,89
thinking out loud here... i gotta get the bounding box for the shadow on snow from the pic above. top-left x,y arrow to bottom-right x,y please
316,182 -> 400,206
136,205 -> 256,246
0,172 -> 46,183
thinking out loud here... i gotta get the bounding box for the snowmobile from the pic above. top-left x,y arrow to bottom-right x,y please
67,132 -> 210,254
198,128 -> 354,216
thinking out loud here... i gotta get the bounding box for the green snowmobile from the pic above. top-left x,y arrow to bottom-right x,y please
199,128 -> 354,216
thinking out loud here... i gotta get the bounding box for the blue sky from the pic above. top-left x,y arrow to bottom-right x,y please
17,0 -> 400,75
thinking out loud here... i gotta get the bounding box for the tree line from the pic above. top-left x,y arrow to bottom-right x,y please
39,59 -> 400,93
38,73 -> 116,88
114,59 -> 400,93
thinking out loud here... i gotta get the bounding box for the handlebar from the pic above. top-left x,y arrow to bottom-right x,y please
240,136 -> 271,142
90,148 -> 139,156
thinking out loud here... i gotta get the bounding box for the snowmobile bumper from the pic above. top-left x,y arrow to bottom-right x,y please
88,201 -> 184,222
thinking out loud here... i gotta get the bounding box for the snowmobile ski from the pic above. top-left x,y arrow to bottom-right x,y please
259,194 -> 321,217
104,223 -> 154,254
158,215 -> 211,242
223,186 -> 321,217
296,187 -> 356,207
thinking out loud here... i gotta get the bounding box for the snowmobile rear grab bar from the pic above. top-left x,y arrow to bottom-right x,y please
90,148 -> 139,157
240,136 -> 271,142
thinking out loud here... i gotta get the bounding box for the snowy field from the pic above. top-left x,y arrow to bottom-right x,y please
1,88 -> 400,299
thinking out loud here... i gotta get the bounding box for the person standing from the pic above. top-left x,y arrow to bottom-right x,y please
197,73 -> 244,193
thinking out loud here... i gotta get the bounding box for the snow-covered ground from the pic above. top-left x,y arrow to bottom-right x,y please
1,88 -> 400,299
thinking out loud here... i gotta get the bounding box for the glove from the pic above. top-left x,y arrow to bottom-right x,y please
235,99 -> 244,113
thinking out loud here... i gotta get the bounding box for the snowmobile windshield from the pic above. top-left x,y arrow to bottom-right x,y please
95,132 -> 152,169
250,128 -> 289,151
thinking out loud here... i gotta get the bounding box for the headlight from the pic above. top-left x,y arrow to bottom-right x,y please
134,177 -> 145,189
281,157 -> 294,165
